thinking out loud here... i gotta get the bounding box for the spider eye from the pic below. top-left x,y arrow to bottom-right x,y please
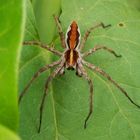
67,67 -> 74,70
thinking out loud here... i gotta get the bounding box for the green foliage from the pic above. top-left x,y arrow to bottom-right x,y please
0,0 -> 25,135
32,0 -> 61,43
0,124 -> 20,140
19,0 -> 140,140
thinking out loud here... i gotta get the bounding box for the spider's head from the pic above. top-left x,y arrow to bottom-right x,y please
64,49 -> 79,70
67,67 -> 75,70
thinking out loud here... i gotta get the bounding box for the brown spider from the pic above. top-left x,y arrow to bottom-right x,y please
19,15 -> 140,133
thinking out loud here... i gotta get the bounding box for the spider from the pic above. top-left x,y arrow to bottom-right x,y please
19,15 -> 140,133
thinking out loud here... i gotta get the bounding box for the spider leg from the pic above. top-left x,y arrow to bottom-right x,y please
77,62 -> 93,129
79,22 -> 111,50
83,60 -> 140,109
18,60 -> 62,104
53,15 -> 66,48
82,45 -> 122,58
23,41 -> 62,56
38,62 -> 65,133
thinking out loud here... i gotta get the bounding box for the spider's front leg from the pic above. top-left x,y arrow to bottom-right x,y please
77,61 -> 94,129
38,61 -> 65,133
82,45 -> 122,58
19,60 -> 62,104
83,60 -> 140,109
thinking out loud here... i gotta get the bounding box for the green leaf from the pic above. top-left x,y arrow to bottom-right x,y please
0,124 -> 20,140
19,0 -> 140,140
127,0 -> 140,10
32,0 -> 61,43
0,0 -> 25,132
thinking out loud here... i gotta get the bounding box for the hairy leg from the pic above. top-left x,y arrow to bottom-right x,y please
53,15 -> 66,48
83,60 -> 140,109
82,45 -> 122,58
77,62 -> 94,128
79,23 -> 111,50
38,62 -> 65,133
19,60 -> 62,104
23,41 -> 62,56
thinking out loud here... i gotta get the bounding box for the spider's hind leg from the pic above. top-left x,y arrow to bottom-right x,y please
100,22 -> 111,28
82,45 -> 122,58
23,41 -> 62,56
80,22 -> 111,50
53,15 -> 66,48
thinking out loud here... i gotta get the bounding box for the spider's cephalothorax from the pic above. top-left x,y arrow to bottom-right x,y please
19,15 -> 140,133
64,21 -> 80,70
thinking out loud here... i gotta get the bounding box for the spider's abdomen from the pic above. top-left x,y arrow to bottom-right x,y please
65,49 -> 79,69
66,21 -> 80,49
